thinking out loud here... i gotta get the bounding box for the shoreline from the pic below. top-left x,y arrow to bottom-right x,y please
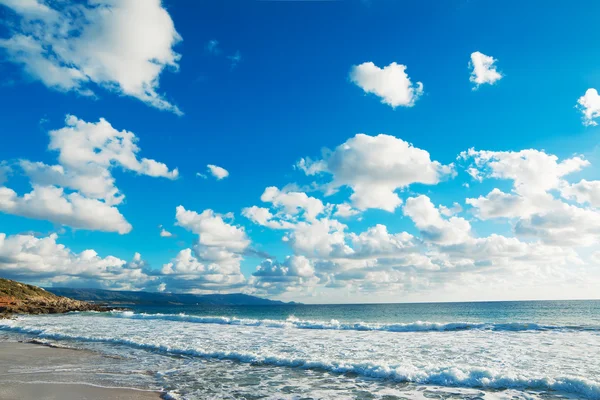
0,341 -> 164,400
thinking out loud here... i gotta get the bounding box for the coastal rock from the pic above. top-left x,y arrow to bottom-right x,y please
0,278 -> 108,318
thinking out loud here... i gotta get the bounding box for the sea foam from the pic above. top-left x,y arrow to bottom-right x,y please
0,320 -> 599,400
104,310 -> 593,333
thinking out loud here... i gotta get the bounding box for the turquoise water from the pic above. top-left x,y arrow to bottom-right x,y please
1,300 -> 600,399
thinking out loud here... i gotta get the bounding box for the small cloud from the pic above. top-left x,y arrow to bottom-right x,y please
228,51 -> 242,69
196,172 -> 208,179
159,225 -> 173,238
469,51 -> 502,89
577,88 -> 600,126
207,164 -> 229,180
206,39 -> 220,55
349,62 -> 423,108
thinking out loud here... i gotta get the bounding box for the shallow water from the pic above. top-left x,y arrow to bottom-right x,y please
1,300 -> 599,399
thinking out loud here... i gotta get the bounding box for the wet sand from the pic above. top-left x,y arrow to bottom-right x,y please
0,342 -> 163,400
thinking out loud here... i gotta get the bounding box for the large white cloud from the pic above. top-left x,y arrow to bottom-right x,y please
0,232 -> 155,290
0,116 -> 177,234
461,148 -> 600,247
349,62 -> 423,108
577,88 -> 600,126
298,134 -> 454,211
0,0 -> 182,114
469,51 -> 502,88
0,185 -> 132,234
460,148 -> 588,195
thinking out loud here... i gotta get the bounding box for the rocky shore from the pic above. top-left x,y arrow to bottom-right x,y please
0,278 -> 109,318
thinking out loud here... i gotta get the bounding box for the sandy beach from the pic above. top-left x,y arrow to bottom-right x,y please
0,342 -> 163,400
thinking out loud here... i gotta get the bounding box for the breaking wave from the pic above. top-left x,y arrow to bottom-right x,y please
104,310 -> 595,333
0,320 -> 598,399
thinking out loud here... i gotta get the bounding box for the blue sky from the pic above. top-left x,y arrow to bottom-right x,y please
1,0 -> 600,303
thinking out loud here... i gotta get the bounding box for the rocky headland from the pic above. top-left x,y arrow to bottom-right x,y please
0,278 -> 108,318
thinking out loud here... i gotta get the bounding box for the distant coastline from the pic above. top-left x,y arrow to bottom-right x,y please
46,287 -> 299,306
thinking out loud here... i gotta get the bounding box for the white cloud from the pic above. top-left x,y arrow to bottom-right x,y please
561,179 -> 600,207
439,202 -> 463,217
0,0 -> 182,114
0,116 -> 177,233
160,248 -> 246,293
333,203 -> 360,218
514,203 -> 600,247
250,255 -> 318,295
288,218 -> 352,259
348,224 -> 417,258
160,228 -> 173,237
0,185 -> 132,234
577,88 -> 600,126
460,148 -> 588,195
404,195 -> 472,246
349,62 -> 423,108
242,206 -> 295,230
261,187 -> 325,222
207,164 -> 229,180
161,206 -> 250,293
175,206 -> 249,253
461,147 -> 600,247
466,188 -> 545,220
298,134 -> 454,211
0,232 -> 155,290
469,51 -> 502,88
40,115 -> 178,203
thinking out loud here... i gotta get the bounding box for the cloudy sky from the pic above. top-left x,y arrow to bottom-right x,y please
1,0 -> 600,303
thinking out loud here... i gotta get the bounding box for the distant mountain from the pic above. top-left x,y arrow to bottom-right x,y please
46,287 -> 294,306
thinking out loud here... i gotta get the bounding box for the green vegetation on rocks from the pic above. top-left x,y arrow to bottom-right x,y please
0,278 -> 107,318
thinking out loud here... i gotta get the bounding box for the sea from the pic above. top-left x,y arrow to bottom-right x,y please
1,300 -> 599,400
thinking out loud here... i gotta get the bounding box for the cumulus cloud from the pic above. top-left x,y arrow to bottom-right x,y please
577,88 -> 600,126
348,225 -> 417,258
460,148 -> 588,195
469,51 -> 502,88
0,232 -> 155,290
461,147 -> 600,247
207,164 -> 229,180
333,203 -> 360,218
561,179 -> 600,207
158,206 -> 250,293
404,195 -> 472,246
298,134 -> 454,211
0,0 -> 182,114
250,255 -> 318,295
0,115 -> 177,233
0,185 -> 132,234
349,62 -> 423,108
261,187 -> 325,221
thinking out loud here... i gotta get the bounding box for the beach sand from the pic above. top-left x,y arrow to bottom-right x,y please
0,342 -> 163,400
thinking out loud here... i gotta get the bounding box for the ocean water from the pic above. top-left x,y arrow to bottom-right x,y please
1,300 -> 600,399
